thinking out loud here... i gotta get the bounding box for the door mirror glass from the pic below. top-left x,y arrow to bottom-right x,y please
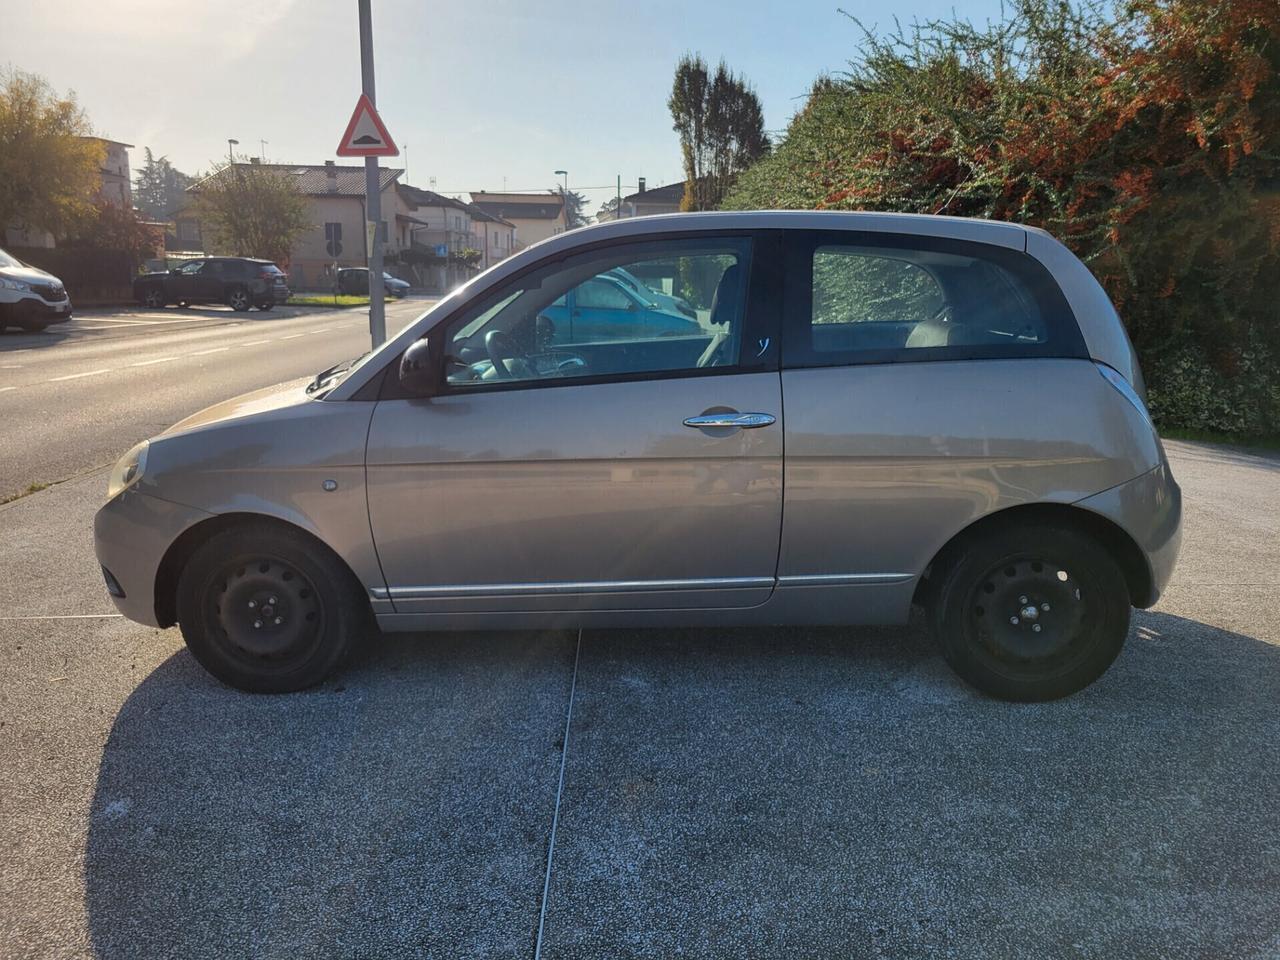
399,338 -> 440,396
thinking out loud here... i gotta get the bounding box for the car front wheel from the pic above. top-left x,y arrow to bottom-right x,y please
927,523 -> 1131,702
175,523 -> 369,692
142,286 -> 166,309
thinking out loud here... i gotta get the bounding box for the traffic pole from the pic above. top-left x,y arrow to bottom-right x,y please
358,0 -> 386,348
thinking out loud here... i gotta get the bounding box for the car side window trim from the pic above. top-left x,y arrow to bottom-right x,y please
779,229 -> 1088,370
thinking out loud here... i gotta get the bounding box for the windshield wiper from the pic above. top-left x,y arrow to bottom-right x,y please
306,353 -> 366,394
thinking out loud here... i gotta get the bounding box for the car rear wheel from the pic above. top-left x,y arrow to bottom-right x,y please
226,286 -> 251,311
256,301 -> 274,311
175,524 -> 369,693
927,523 -> 1131,702
142,286 -> 166,309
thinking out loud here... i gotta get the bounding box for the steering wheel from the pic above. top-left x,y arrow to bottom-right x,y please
484,329 -> 526,380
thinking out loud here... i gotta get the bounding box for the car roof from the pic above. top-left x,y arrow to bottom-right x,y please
560,210 -> 1029,252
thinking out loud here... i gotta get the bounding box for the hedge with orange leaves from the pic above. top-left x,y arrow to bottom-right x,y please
725,0 -> 1280,436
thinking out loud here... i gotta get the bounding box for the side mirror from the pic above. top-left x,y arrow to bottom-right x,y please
399,337 -> 440,396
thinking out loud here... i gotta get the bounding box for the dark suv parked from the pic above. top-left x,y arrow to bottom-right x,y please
133,258 -> 290,311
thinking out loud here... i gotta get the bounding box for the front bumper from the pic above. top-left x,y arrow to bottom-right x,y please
1,295 -> 73,324
1076,460 -> 1182,607
94,487 -> 216,627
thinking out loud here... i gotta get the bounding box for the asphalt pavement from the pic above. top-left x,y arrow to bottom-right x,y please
0,298 -> 430,501
1,436 -> 1277,958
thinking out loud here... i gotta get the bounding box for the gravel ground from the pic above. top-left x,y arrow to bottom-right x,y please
1,440 -> 1277,959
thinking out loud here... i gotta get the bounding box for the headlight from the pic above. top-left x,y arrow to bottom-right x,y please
107,440 -> 149,499
0,277 -> 31,292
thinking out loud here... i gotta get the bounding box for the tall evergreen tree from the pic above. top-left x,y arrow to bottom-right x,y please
668,55 -> 770,210
133,148 -> 193,220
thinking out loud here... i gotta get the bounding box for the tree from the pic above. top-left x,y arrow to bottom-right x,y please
668,55 -> 770,210
596,196 -> 622,222
192,162 -> 312,267
0,68 -> 103,238
552,185 -> 589,228
65,201 -> 159,268
722,0 -> 1280,438
133,148 -> 193,221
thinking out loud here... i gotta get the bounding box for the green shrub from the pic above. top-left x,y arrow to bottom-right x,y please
724,0 -> 1280,439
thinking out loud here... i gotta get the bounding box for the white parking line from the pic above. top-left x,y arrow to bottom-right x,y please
240,340 -> 271,347
279,333 -> 305,340
48,368 -> 111,382
190,346 -> 229,356
85,316 -> 212,326
131,357 -> 177,366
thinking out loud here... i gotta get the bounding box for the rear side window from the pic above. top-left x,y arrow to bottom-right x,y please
786,232 -> 1083,367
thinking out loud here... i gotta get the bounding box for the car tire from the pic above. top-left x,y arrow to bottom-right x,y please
142,286 -> 166,309
226,286 -> 251,311
177,300 -> 190,309
927,522 -> 1131,702
175,523 -> 370,693
256,301 -> 274,311
19,322 -> 49,333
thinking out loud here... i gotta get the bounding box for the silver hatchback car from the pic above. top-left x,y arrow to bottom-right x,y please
95,212 -> 1181,701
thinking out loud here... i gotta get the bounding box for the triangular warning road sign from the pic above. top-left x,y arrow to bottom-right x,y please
336,94 -> 398,157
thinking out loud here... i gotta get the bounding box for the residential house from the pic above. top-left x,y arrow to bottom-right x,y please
468,206 -> 517,269
87,137 -> 134,208
175,160 -> 403,289
597,180 -> 686,221
469,192 -> 566,249
392,184 -> 484,291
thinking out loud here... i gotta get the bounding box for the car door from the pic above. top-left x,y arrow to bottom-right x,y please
365,232 -> 784,614
169,259 -> 204,301
196,260 -> 227,302
776,229 -> 1109,618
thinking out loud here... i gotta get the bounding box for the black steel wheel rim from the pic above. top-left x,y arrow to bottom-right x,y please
966,556 -> 1092,673
207,555 -> 325,671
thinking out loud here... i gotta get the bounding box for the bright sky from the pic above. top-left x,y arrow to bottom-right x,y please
2,0 -> 1007,214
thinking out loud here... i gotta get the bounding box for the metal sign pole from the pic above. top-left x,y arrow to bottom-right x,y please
358,0 -> 386,348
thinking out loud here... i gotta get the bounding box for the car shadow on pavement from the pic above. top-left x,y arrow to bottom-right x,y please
84,612 -> 1280,959
83,630 -> 576,960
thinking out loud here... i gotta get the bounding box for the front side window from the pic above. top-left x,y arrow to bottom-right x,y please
178,260 -> 204,275
788,235 -> 1083,366
439,237 -> 752,389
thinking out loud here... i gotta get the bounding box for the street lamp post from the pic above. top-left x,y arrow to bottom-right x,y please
227,138 -> 239,166
554,170 -> 568,230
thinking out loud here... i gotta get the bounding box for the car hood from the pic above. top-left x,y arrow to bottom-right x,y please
160,376 -> 314,438
0,263 -> 60,285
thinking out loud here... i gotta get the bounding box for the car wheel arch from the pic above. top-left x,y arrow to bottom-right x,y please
913,501 -> 1154,612
153,512 -> 373,628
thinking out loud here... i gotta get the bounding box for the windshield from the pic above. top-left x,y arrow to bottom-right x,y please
0,247 -> 24,269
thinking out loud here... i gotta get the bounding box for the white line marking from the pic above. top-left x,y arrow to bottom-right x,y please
0,364 -> 22,369
0,386 -> 16,393
190,346 -> 229,356
48,368 -> 110,382
131,356 -> 177,366
240,340 -> 270,347
533,629 -> 582,960
279,333 -> 305,340
83,317 -> 209,326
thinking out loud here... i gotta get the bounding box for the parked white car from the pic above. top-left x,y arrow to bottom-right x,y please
0,247 -> 73,332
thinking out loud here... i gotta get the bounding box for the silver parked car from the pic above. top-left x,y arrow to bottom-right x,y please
94,212 -> 1181,700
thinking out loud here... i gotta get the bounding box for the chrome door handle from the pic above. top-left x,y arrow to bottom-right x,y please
683,412 -> 776,429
